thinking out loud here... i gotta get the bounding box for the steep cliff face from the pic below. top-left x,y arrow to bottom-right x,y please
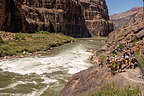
101,7 -> 144,53
0,0 -> 23,32
0,0 -> 113,37
80,0 -> 113,36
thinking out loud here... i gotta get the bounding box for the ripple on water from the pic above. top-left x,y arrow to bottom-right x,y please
0,45 -> 93,96
0,40 -> 104,95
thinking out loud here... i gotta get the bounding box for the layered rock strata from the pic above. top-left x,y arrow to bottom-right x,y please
110,7 -> 142,29
100,7 -> 144,55
0,0 -> 113,37
109,8 -> 144,44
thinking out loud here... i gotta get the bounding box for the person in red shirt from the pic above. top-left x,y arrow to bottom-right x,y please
98,58 -> 103,68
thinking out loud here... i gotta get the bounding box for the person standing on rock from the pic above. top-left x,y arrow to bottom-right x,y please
106,56 -> 111,68
98,58 -> 103,68
125,54 -> 130,69
124,49 -> 130,58
130,57 -> 138,69
130,48 -> 135,57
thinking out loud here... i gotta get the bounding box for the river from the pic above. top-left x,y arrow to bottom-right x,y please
0,39 -> 104,96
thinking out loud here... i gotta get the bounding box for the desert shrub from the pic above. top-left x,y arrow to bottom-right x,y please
0,37 -> 4,43
135,48 -> 144,69
14,35 -> 26,40
118,43 -> 125,49
132,37 -> 139,46
0,45 -> 17,57
36,31 -> 51,34
98,54 -> 107,63
78,84 -> 140,96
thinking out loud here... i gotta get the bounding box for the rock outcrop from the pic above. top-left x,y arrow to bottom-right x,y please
60,66 -> 144,96
0,0 -> 113,37
60,7 -> 144,96
109,7 -> 144,44
100,7 -> 144,56
80,0 -> 113,36
110,7 -> 141,29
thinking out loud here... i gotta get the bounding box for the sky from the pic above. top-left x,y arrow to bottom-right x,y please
106,0 -> 143,15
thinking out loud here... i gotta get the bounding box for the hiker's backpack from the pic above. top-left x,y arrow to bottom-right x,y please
131,48 -> 134,54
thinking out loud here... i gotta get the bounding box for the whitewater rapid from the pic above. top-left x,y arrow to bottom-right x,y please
0,42 -> 94,96
0,44 -> 92,75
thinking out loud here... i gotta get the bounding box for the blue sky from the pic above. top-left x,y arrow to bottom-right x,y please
106,0 -> 143,15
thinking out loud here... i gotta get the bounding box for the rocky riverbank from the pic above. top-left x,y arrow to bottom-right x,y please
0,38 -> 105,96
61,44 -> 144,96
60,63 -> 144,96
60,6 -> 144,96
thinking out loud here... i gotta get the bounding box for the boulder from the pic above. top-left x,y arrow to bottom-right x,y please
60,66 -> 144,96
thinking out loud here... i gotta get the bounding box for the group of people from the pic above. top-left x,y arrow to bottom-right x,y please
106,47 -> 138,72
88,47 -> 139,73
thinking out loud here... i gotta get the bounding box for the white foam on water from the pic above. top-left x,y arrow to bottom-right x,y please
32,85 -> 50,96
41,77 -> 58,84
0,45 -> 93,95
0,42 -> 97,96
0,45 -> 92,75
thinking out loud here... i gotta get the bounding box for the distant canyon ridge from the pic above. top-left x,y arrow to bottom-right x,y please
0,0 -> 113,37
110,7 -> 142,29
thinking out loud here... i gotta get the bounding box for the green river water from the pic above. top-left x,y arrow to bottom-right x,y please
0,39 -> 104,96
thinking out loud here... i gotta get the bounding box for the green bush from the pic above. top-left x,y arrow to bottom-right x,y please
78,84 -> 140,96
36,31 -> 51,34
132,37 -> 139,46
118,44 -> 125,49
0,45 -> 18,57
0,37 -> 4,43
98,54 -> 107,63
135,48 -> 144,69
14,35 -> 26,40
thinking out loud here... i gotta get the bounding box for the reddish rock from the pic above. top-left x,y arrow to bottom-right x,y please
136,30 -> 144,39
108,7 -> 144,44
110,7 -> 142,29
0,0 -> 113,37
60,66 -> 144,96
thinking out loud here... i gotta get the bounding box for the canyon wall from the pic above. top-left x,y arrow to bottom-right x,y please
0,0 -> 113,37
109,7 -> 144,44
110,7 -> 141,29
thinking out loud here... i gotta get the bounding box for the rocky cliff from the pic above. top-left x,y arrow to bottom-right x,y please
60,7 -> 144,96
108,7 -> 144,45
0,0 -> 113,37
110,7 -> 142,29
99,7 -> 144,57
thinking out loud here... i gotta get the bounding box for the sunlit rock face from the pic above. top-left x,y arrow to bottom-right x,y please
0,0 -> 113,37
80,0 -> 113,36
110,7 -> 141,29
